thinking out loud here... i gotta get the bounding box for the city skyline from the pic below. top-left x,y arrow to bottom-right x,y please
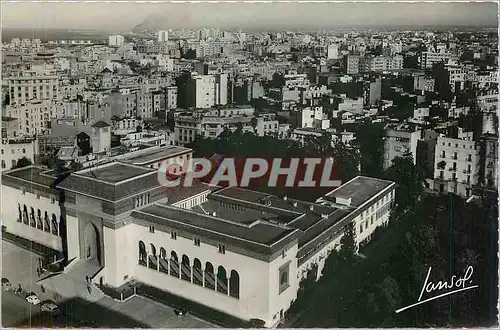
1,1 -> 498,31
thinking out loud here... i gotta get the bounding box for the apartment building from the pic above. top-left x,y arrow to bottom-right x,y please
360,55 -> 403,72
433,136 -> 480,197
187,74 -> 216,109
106,90 -> 138,118
5,100 -> 56,135
479,134 -> 498,190
383,123 -> 422,170
7,64 -> 59,105
108,35 -> 125,47
419,51 -> 459,69
345,55 -> 360,74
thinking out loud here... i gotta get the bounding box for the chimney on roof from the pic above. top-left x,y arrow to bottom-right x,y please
309,204 -> 314,211
321,213 -> 329,219
293,202 -> 298,207
212,212 -> 217,217
283,196 -> 287,201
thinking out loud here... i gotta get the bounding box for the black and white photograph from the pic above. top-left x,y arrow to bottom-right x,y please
0,1 -> 498,328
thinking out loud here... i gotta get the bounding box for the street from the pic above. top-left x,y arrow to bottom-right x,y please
2,240 -> 215,328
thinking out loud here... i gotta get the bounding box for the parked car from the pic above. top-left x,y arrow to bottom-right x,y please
1,278 -> 11,291
41,301 -> 61,315
26,293 -> 41,305
174,308 -> 187,317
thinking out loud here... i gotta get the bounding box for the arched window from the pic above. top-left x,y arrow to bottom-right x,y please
17,204 -> 22,222
170,251 -> 179,277
159,247 -> 168,273
138,241 -> 147,265
229,270 -> 240,299
36,209 -> 43,229
44,212 -> 50,232
193,258 -> 203,286
30,207 -> 36,227
217,266 -> 228,294
22,205 -> 29,224
204,262 -> 215,290
51,214 -> 58,235
148,244 -> 157,269
181,255 -> 191,281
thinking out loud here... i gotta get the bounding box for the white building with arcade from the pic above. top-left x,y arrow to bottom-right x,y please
1,146 -> 395,327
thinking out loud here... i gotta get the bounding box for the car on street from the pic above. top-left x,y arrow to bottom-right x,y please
1,278 -> 11,291
26,293 -> 41,305
40,300 -> 61,315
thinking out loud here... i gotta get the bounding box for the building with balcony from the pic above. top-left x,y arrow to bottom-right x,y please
383,124 -> 423,170
433,136 -> 480,197
6,64 -> 59,105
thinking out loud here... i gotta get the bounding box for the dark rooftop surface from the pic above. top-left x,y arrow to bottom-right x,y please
212,187 -> 272,203
132,204 -> 296,247
191,199 -> 293,226
91,120 -> 111,128
78,163 -> 153,183
324,176 -> 394,207
123,146 -> 191,165
3,166 -> 58,187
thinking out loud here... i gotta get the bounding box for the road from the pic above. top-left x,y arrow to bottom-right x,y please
2,240 -> 214,328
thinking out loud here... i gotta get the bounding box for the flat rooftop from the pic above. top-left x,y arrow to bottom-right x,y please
122,146 -> 192,165
324,176 -> 395,207
191,199 -> 294,226
78,162 -> 153,184
2,166 -> 58,188
132,204 -> 298,254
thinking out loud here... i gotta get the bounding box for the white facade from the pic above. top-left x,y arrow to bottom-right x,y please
215,73 -> 228,106
158,30 -> 169,43
190,74 -> 216,109
7,64 -> 59,105
327,44 -> 339,59
1,138 -> 37,171
109,35 -> 125,47
5,100 -> 56,135
433,136 -> 480,197
383,125 -> 422,170
2,159 -> 395,328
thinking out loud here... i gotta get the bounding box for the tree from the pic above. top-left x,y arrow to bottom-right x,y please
339,221 -> 356,263
320,249 -> 341,279
355,122 -> 385,178
182,49 -> 197,59
384,152 -> 426,213
332,139 -> 361,183
376,276 -> 402,325
13,157 -> 32,169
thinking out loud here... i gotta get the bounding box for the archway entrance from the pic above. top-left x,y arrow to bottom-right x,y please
83,223 -> 100,264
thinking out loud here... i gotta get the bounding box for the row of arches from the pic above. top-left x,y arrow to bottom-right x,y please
138,241 -> 240,299
17,203 -> 60,236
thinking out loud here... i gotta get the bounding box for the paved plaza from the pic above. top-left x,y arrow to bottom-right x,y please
2,240 -> 216,328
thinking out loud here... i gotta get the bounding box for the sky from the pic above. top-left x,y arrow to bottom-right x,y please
1,1 -> 498,31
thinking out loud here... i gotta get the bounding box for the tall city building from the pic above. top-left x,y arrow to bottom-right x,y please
158,30 -> 169,43
327,44 -> 339,59
215,73 -> 228,106
108,35 -> 125,47
187,74 -> 216,109
7,64 -> 59,105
